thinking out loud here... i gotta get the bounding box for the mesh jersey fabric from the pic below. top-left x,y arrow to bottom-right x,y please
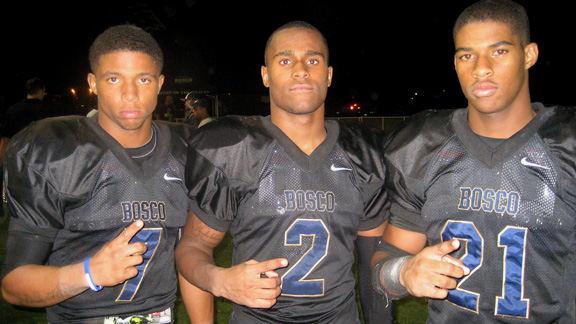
186,115 -> 388,324
2,115 -> 192,323
385,103 -> 576,323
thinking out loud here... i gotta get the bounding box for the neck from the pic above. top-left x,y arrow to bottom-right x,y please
468,92 -> 534,139
117,128 -> 153,148
27,94 -> 42,100
271,108 -> 326,155
99,117 -> 153,148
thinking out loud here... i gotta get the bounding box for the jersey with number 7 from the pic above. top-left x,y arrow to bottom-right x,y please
1,116 -> 192,323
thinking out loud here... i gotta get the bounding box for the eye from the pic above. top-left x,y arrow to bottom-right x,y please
493,49 -> 508,56
459,53 -> 473,61
279,58 -> 291,66
307,58 -> 320,65
139,77 -> 151,84
108,77 -> 119,84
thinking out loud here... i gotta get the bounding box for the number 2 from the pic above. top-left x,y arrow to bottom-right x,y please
116,228 -> 162,302
281,219 -> 330,297
441,221 -> 529,318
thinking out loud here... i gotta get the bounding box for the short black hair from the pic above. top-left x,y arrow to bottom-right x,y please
263,21 -> 329,66
453,0 -> 530,46
25,78 -> 45,96
89,25 -> 164,72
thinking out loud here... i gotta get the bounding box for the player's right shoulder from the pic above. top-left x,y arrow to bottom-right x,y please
385,109 -> 455,153
10,116 -> 90,146
7,116 -> 102,162
190,115 -> 272,150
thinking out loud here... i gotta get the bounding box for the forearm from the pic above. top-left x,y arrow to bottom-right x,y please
1,263 -> 87,307
371,237 -> 416,300
179,273 -> 214,324
175,242 -> 223,296
176,212 -> 227,297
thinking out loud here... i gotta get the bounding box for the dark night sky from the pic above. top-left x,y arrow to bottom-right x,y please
1,0 -> 573,116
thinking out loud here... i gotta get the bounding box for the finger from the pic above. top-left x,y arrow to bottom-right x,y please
428,270 -> 460,290
441,254 -> 470,275
118,220 -> 144,244
126,241 -> 148,256
436,239 -> 461,256
253,258 -> 288,275
411,283 -> 450,299
256,276 -> 282,289
126,254 -> 145,267
261,270 -> 279,278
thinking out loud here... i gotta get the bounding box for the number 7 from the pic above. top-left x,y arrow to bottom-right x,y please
116,228 -> 163,302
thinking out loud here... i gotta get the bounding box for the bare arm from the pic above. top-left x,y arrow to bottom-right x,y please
0,137 -> 10,167
1,263 -> 86,307
1,221 -> 147,307
175,211 -> 288,308
179,273 -> 214,324
357,221 -> 387,238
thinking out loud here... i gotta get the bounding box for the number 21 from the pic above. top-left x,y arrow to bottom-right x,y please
441,221 -> 529,318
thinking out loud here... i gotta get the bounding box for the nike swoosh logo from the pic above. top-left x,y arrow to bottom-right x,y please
164,173 -> 183,182
521,157 -> 550,170
331,164 -> 352,172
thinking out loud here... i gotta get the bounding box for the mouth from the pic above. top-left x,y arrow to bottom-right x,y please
119,109 -> 143,119
289,83 -> 314,92
471,82 -> 498,98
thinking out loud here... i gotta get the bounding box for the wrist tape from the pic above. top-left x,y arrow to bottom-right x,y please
372,255 -> 411,300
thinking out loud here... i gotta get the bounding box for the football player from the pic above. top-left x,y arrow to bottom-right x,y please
176,21 -> 393,323
372,0 -> 576,322
0,25 -> 212,323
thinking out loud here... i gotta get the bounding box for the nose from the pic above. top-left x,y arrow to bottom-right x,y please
473,55 -> 493,79
122,81 -> 139,102
292,60 -> 309,80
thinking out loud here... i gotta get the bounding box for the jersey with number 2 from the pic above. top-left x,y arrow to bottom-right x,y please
186,116 -> 387,324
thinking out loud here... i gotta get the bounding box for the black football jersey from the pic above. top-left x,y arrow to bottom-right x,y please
385,103 -> 576,323
186,116 -> 387,324
3,116 -> 192,323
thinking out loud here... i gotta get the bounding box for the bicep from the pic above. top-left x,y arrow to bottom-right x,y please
382,224 -> 427,255
358,220 -> 387,237
179,210 -> 226,253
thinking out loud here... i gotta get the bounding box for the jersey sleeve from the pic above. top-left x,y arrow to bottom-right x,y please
185,116 -> 268,232
1,120 -> 70,275
383,110 -> 455,234
337,121 -> 388,231
385,160 -> 427,233
4,126 -> 66,239
185,144 -> 238,232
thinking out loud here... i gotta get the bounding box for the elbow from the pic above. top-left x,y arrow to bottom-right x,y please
174,242 -> 186,272
1,283 -> 21,306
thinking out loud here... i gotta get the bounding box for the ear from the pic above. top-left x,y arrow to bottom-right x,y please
87,73 -> 97,95
158,74 -> 165,94
327,66 -> 333,87
524,42 -> 539,70
261,65 -> 270,88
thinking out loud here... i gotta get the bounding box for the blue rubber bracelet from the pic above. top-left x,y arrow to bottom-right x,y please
83,257 -> 103,292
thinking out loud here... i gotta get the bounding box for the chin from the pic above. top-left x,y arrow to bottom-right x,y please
468,97 -> 506,115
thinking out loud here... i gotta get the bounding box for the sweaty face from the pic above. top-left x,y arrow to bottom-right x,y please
88,51 -> 164,135
261,28 -> 333,115
454,21 -> 537,115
